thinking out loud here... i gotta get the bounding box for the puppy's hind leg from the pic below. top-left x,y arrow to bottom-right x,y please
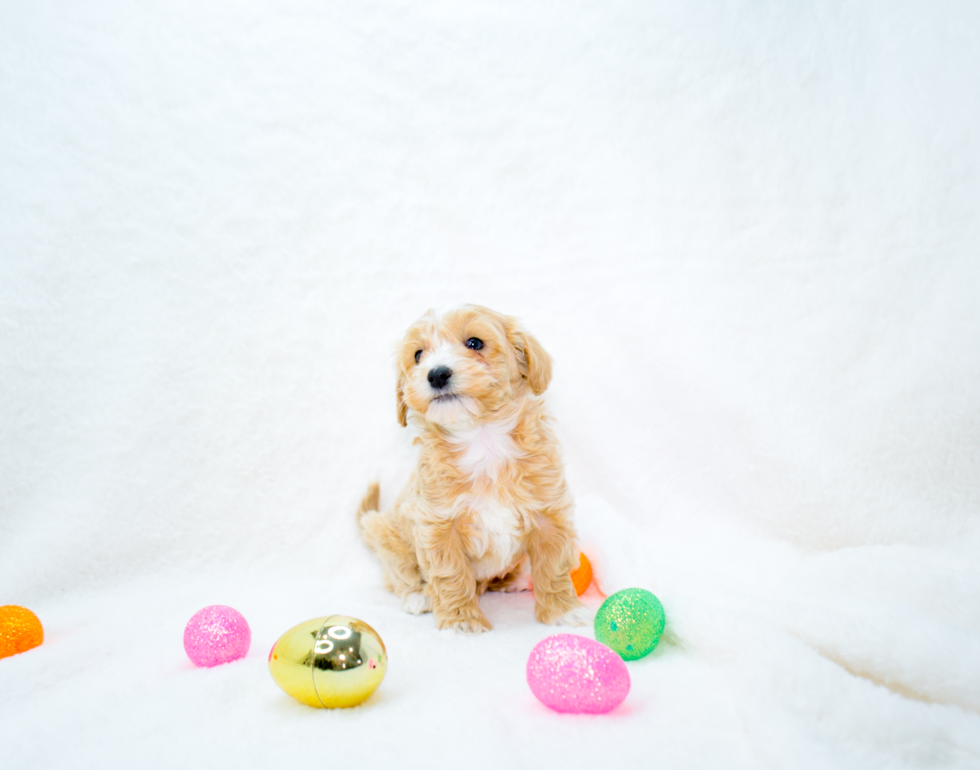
357,485 -> 431,615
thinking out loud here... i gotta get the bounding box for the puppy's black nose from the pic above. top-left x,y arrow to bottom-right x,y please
428,366 -> 453,390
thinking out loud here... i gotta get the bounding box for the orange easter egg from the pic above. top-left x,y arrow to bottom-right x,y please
0,605 -> 44,659
570,552 -> 593,596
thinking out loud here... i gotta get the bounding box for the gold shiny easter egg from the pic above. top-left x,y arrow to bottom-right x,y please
268,615 -> 387,708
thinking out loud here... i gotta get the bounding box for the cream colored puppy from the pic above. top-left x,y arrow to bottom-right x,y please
357,305 -> 590,634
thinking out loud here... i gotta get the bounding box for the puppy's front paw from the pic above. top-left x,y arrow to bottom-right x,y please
402,591 -> 431,615
435,607 -> 492,635
450,618 -> 491,635
547,604 -> 593,627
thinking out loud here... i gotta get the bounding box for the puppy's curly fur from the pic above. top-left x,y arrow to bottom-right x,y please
357,305 -> 590,634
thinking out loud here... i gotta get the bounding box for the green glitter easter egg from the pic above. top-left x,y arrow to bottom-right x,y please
594,588 -> 665,661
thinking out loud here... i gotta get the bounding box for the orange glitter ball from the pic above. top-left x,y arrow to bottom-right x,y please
570,552 -> 593,596
0,605 -> 44,659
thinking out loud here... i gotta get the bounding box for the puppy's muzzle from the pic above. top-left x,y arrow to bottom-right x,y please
428,366 -> 453,390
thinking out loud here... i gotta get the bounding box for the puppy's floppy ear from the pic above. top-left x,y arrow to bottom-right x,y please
396,374 -> 408,427
508,323 -> 553,395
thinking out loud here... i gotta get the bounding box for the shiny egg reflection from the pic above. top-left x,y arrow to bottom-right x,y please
314,623 -> 364,670
268,615 -> 387,708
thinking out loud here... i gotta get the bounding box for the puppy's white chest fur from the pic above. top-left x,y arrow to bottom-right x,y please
464,496 -> 523,581
448,421 -> 525,580
447,418 -> 522,480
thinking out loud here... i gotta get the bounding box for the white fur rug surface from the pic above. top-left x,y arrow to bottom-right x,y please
1,2 -> 978,768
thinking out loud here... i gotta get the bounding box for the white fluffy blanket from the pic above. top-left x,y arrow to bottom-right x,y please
2,2 -> 978,768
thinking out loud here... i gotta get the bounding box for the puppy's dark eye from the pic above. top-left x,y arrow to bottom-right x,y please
465,337 -> 484,351
414,350 -> 423,364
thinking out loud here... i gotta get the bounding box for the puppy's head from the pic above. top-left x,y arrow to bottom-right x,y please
395,305 -> 552,429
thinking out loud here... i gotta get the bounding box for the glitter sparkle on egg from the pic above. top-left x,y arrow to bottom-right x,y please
183,605 -> 251,667
526,633 -> 630,714
594,588 -> 666,661
0,605 -> 44,659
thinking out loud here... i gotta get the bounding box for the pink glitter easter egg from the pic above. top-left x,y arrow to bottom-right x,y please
526,634 -> 630,714
183,605 -> 251,668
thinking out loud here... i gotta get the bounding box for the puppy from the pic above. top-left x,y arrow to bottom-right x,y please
357,304 -> 590,634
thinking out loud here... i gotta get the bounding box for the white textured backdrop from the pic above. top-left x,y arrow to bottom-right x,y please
2,2 -> 978,768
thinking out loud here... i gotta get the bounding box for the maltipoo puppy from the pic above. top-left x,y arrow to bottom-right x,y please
357,305 -> 590,634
